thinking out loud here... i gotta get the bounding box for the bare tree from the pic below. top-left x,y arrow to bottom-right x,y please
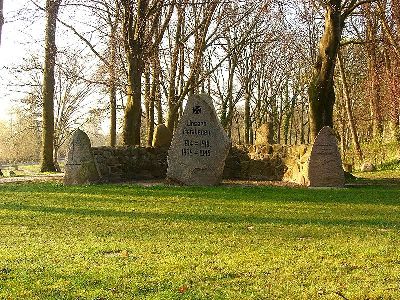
40,0 -> 61,172
308,0 -> 374,140
338,49 -> 363,161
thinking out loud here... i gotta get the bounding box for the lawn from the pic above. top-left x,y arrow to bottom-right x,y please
0,181 -> 399,299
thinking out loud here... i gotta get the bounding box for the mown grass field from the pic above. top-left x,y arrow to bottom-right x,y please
0,179 -> 399,299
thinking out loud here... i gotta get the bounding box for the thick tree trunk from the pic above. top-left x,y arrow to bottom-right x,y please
122,0 -> 148,146
308,1 -> 343,140
123,65 -> 142,145
338,50 -> 363,162
40,0 -> 61,172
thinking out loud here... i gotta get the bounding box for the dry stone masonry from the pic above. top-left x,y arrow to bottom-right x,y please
92,146 -> 167,182
167,94 -> 231,186
64,129 -> 100,185
63,127 -> 347,186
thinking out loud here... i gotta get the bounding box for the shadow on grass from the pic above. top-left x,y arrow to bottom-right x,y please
1,182 -> 399,207
0,202 -> 399,229
350,177 -> 400,187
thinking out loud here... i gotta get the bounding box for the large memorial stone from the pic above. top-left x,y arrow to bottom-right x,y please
308,126 -> 345,187
64,129 -> 100,185
167,94 -> 230,186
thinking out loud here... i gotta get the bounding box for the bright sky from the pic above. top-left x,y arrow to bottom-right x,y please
0,0 -> 43,123
0,0 -> 109,133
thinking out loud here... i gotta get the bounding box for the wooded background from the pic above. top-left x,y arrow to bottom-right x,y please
0,0 -> 399,171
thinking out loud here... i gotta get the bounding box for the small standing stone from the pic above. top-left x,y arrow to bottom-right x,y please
152,124 -> 173,148
64,129 -> 100,185
255,122 -> 274,145
360,162 -> 376,172
167,94 -> 231,186
307,126 -> 345,187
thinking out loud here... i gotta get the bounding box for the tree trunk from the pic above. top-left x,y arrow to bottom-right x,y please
109,3 -> 119,147
338,50 -> 363,162
244,92 -> 251,144
152,53 -> 163,125
300,99 -> 306,144
220,54 -> 236,138
109,82 -> 117,147
384,45 -> 400,142
122,0 -> 148,146
53,143 -> 61,172
308,1 -> 343,140
165,6 -> 183,132
365,2 -> 383,138
144,65 -> 154,147
40,0 -> 61,172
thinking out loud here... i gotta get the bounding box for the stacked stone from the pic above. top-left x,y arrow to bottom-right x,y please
92,147 -> 167,182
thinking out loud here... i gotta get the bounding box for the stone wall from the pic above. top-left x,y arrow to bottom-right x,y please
92,146 -> 168,182
224,144 -> 310,181
90,144 -> 310,183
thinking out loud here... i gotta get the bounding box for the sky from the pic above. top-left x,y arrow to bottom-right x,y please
0,0 -> 43,123
0,0 -> 111,133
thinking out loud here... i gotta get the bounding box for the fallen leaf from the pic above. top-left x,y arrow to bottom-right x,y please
178,285 -> 188,293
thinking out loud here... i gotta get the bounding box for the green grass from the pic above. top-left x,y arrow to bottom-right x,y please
377,159 -> 400,171
0,183 -> 400,299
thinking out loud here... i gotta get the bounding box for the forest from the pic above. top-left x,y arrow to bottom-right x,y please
0,0 -> 399,171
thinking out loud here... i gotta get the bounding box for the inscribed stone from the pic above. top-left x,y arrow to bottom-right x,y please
167,94 -> 230,186
308,126 -> 345,187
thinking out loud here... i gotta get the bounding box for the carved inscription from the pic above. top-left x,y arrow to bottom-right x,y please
167,93 -> 230,186
180,107 -> 213,158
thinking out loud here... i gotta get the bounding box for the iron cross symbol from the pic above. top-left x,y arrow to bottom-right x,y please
193,106 -> 202,114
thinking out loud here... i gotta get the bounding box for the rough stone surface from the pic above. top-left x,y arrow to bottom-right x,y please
360,162 -> 376,172
152,124 -> 173,148
282,149 -> 312,186
92,146 -> 167,182
61,129 -> 317,184
255,122 -> 274,145
64,129 -> 100,185
167,94 -> 230,186
307,126 -> 345,187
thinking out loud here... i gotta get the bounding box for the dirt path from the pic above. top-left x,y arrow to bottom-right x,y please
0,173 -> 64,184
0,173 -> 398,187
